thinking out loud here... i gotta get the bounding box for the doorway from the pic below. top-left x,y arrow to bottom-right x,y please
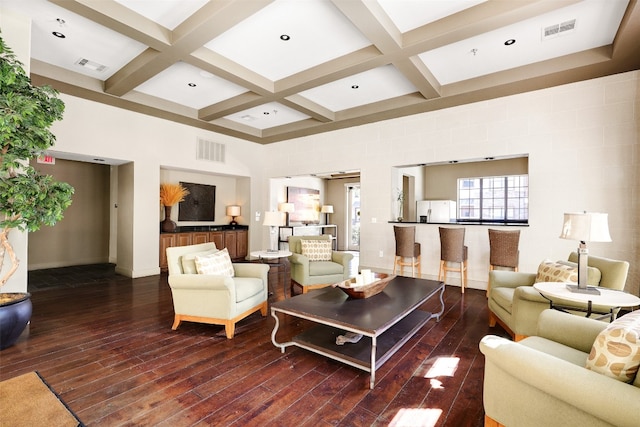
346,184 -> 360,251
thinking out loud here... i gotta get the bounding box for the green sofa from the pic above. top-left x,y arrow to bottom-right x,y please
481,309 -> 640,427
288,235 -> 353,294
488,252 -> 629,341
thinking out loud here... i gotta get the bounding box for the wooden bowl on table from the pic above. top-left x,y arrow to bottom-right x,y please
333,273 -> 395,299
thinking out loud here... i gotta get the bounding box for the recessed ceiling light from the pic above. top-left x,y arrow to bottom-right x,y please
52,32 -> 65,38
280,34 -> 290,41
504,39 -> 516,46
351,85 -> 359,89
263,111 -> 270,115
187,83 -> 196,87
56,18 -> 66,26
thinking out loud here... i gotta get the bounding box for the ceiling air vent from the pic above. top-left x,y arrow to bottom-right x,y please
75,58 -> 107,72
542,19 -> 576,40
197,138 -> 225,163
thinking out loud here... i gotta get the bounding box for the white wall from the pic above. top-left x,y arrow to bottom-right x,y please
49,94 -> 267,278
265,71 -> 640,295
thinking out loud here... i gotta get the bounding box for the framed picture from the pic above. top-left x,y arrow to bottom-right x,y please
287,187 -> 320,225
178,182 -> 216,221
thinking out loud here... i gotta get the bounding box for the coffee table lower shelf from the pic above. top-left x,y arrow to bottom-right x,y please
273,310 -> 433,388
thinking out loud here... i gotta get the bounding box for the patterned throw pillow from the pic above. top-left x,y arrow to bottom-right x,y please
534,259 -> 602,285
195,248 -> 234,277
586,310 -> 640,383
534,259 -> 578,283
181,248 -> 219,274
300,239 -> 332,261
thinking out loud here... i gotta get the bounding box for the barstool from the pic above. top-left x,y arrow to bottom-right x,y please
487,229 -> 520,296
393,226 -> 421,277
438,227 -> 468,293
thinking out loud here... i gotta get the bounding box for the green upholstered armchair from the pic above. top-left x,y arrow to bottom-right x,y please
488,252 -> 629,341
481,309 -> 640,427
166,242 -> 269,339
288,235 -> 354,294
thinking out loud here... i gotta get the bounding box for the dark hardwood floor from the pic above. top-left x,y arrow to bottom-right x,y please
0,265 -> 510,426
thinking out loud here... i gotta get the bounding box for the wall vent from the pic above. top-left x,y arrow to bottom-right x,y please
197,138 -> 225,163
542,19 -> 576,40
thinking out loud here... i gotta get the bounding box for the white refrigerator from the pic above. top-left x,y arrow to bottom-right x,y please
416,200 -> 457,223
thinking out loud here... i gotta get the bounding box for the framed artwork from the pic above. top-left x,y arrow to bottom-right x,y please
178,182 -> 215,221
287,187 -> 320,225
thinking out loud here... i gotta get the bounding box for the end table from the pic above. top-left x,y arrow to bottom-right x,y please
533,281 -> 640,321
250,250 -> 292,299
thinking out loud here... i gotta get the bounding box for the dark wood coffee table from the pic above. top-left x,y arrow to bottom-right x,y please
270,276 -> 445,388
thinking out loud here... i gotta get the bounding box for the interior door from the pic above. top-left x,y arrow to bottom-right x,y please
346,184 -> 360,251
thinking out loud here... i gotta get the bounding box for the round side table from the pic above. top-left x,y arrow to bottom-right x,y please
250,250 -> 292,298
533,281 -> 640,321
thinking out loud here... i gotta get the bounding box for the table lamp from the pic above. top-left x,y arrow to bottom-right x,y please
278,202 -> 295,226
263,211 -> 284,252
321,205 -> 334,224
559,212 -> 611,294
226,205 -> 241,225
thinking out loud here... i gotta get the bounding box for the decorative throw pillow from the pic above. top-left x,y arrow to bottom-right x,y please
181,248 -> 219,274
586,310 -> 640,383
534,259 -> 602,285
300,239 -> 332,261
195,248 -> 234,277
535,259 -> 578,283
556,260 -> 602,285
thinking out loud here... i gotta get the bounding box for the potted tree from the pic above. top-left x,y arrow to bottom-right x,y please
0,36 -> 74,349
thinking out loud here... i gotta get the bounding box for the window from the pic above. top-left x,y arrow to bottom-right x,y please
458,175 -> 528,223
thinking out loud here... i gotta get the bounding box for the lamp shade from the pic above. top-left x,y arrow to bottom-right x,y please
321,205 -> 334,214
226,205 -> 241,217
263,211 -> 284,227
559,212 -> 611,242
278,202 -> 295,213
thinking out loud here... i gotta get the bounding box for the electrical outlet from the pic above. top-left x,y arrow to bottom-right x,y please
379,250 -> 383,257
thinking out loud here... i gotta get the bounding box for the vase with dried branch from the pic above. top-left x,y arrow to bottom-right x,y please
160,183 -> 189,232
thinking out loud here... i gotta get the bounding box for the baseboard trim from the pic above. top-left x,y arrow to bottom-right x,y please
28,259 -> 110,271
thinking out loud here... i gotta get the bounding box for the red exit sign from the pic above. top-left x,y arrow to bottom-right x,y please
37,155 -> 56,165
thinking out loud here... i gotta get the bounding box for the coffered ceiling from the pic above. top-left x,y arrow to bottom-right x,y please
2,0 -> 639,144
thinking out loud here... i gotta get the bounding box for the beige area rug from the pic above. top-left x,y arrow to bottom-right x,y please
0,371 -> 83,427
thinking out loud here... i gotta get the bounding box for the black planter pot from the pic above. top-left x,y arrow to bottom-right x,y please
0,293 -> 32,350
